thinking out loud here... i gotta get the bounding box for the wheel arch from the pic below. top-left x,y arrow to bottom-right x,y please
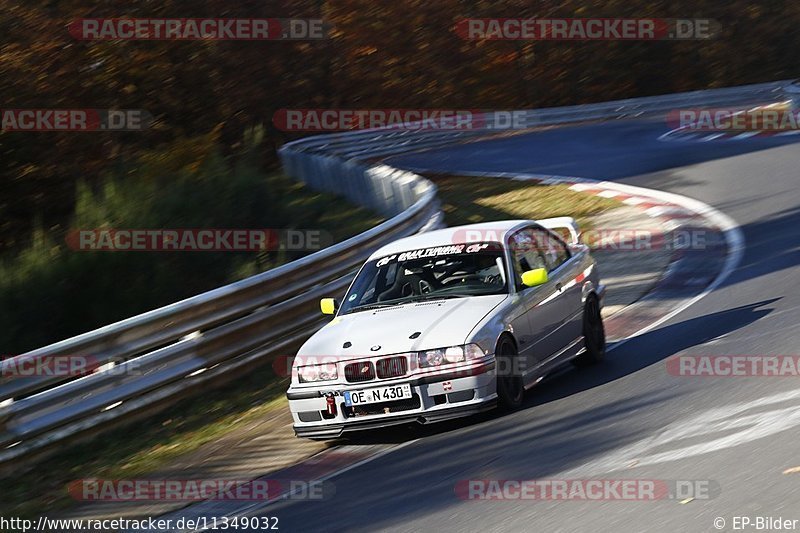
495,331 -> 518,354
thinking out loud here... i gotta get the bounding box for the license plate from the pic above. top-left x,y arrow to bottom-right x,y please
344,384 -> 413,407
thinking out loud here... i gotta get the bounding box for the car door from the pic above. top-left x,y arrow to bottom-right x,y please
529,227 -> 583,357
506,227 -> 565,377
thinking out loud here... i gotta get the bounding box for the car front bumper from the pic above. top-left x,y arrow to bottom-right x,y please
287,360 -> 497,438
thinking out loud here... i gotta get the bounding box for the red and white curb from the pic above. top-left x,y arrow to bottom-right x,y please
566,182 -> 700,231
466,170 -> 722,233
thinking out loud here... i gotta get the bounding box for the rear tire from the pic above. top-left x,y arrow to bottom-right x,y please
573,294 -> 606,367
496,338 -> 524,409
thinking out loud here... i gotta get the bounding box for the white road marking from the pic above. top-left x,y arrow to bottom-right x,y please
645,206 -> 693,217
559,388 -> 800,477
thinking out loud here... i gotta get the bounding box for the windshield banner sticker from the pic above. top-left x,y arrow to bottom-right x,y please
376,242 -> 499,266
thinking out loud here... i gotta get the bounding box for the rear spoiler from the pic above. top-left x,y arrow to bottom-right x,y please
536,217 -> 580,245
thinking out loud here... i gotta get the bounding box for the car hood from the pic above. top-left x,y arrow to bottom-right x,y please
297,294 -> 508,360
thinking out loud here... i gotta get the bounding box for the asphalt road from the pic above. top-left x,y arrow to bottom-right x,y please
255,120 -> 800,532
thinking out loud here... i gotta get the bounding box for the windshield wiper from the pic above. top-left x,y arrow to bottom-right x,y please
407,293 -> 471,303
347,301 -> 405,313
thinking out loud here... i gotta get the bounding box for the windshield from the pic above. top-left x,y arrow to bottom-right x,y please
339,242 -> 508,314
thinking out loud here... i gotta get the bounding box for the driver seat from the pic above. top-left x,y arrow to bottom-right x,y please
377,268 -> 434,301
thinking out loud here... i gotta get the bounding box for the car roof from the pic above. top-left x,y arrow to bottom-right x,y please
367,220 -> 531,260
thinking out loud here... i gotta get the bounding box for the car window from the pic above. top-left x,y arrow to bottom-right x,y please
531,228 -> 570,272
509,227 -> 572,289
509,229 -> 548,289
356,261 -> 398,305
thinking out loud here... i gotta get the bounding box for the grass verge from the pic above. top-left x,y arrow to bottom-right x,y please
430,174 -> 618,228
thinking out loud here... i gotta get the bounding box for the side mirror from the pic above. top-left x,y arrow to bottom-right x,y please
521,268 -> 548,288
320,298 -> 339,315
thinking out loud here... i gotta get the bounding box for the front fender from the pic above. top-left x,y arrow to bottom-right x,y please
465,297 -> 517,355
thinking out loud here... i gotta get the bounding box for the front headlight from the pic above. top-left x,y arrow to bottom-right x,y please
417,344 -> 485,368
297,363 -> 338,383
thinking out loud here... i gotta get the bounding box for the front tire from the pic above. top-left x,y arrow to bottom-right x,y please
573,294 -> 606,366
496,338 -> 524,409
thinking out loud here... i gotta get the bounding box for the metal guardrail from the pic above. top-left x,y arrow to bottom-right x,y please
1,79 -> 790,467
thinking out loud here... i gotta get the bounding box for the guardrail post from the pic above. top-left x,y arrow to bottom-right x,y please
0,401 -> 11,436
